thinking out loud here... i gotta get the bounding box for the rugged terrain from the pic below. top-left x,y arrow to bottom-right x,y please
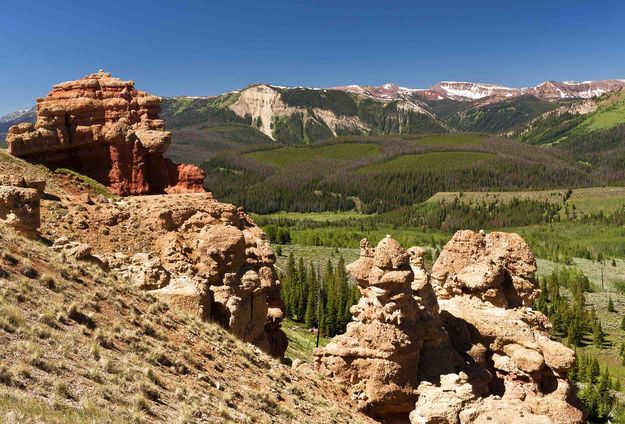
2,71 -> 624,423
6,71 -> 205,195
0,132 -> 372,423
6,76 -> 625,165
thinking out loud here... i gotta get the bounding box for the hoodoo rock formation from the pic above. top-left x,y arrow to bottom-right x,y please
315,231 -> 585,424
5,71 -> 205,196
314,236 -> 428,418
51,192 -> 287,358
417,230 -> 585,424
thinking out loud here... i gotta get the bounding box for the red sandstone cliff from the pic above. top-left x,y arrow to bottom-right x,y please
5,71 -> 205,196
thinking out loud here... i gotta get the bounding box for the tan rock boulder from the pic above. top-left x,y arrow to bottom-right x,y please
85,193 -> 287,358
0,177 -> 42,235
411,230 -> 585,424
431,230 -> 538,308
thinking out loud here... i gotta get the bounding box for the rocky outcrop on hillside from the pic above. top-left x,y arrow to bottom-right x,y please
49,192 -> 287,358
315,231 -> 585,424
5,71 -> 205,196
314,236 -> 423,418
414,230 -> 584,424
430,230 -> 539,308
0,175 -> 44,235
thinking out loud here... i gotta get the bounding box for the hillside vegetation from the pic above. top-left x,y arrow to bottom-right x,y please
202,134 -> 594,214
0,150 -> 373,424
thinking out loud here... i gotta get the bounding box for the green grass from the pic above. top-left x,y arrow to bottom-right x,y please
283,319 -> 330,363
253,211 -> 372,222
245,143 -> 380,168
54,168 -> 113,198
275,244 -> 360,273
429,187 -> 625,217
582,98 -> 625,132
358,151 -> 496,174
568,187 -> 625,215
414,134 -> 483,147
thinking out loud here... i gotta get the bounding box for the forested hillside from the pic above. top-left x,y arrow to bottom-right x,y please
202,134 -> 594,214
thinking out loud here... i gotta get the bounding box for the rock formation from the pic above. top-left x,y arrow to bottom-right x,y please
0,175 -> 44,235
416,230 -> 585,424
430,229 -> 539,308
52,192 -> 287,358
315,231 -> 585,424
314,236 -> 423,419
5,71 -> 205,196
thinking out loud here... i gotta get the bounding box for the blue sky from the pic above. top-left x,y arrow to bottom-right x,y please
1,0 -> 625,115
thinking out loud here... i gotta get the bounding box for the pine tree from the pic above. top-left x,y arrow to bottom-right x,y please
593,320 -> 605,348
304,263 -> 317,328
588,357 -> 601,384
296,258 -> 307,320
324,260 -> 338,337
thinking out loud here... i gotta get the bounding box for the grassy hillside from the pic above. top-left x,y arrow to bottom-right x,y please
161,97 -> 273,163
203,134 -> 594,214
358,151 -> 495,174
0,224 -> 371,424
428,187 -> 625,216
245,143 -> 379,168
516,90 -> 625,145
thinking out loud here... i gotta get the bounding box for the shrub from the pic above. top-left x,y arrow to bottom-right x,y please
614,280 -> 625,295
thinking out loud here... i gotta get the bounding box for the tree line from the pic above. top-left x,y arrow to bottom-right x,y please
534,267 -> 605,348
279,254 -> 360,338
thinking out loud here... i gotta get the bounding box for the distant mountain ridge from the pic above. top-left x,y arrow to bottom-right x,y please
0,107 -> 36,143
333,79 -> 625,102
3,77 -> 625,163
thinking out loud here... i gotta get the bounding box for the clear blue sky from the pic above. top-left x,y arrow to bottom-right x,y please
1,0 -> 625,115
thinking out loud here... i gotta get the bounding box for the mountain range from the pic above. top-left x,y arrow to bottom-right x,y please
3,78 -> 625,163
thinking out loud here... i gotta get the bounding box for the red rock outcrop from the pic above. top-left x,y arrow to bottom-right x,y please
315,231 -> 585,424
5,71 -> 204,196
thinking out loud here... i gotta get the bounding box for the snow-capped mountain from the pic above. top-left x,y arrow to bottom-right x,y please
0,108 -> 35,124
524,80 -> 625,100
428,81 -> 519,101
0,107 -> 36,139
333,79 -> 625,102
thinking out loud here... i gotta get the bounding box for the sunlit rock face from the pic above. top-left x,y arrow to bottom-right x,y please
315,231 -> 585,424
6,71 -> 205,196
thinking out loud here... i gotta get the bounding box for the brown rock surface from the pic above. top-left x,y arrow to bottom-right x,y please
412,230 -> 584,424
5,71 -> 205,196
431,229 -> 539,308
315,231 -> 584,424
50,191 -> 287,358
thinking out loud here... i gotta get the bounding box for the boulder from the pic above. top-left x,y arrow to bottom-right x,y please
89,193 -> 287,358
410,230 -> 585,424
0,178 -> 41,235
313,232 -> 584,424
